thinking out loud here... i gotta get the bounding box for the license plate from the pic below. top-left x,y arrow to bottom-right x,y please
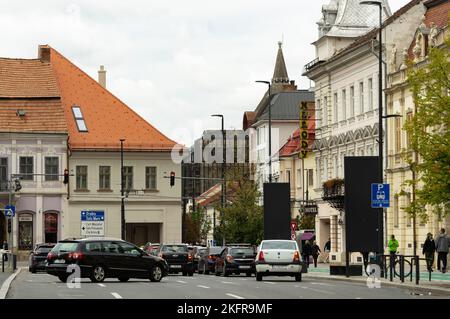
170,265 -> 182,268
273,265 -> 287,270
54,259 -> 66,264
239,265 -> 251,269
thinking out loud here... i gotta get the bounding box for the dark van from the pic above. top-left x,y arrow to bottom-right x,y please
45,238 -> 169,283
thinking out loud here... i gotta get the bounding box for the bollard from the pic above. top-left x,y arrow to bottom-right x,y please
12,254 -> 16,271
415,255 -> 420,285
389,254 -> 394,282
399,255 -> 404,283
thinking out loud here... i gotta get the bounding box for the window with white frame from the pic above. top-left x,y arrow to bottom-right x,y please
323,97 -> 328,126
45,157 -> 59,181
368,78 -> 373,110
19,157 -> 34,180
359,82 -> 364,114
342,89 -> 347,120
317,99 -> 321,127
297,169 -> 301,188
350,86 -> 355,117
333,93 -> 338,123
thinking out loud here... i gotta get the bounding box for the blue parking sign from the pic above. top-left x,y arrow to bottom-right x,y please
371,184 -> 390,208
5,205 -> 15,217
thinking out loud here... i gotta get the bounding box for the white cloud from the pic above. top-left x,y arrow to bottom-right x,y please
0,0 -> 409,145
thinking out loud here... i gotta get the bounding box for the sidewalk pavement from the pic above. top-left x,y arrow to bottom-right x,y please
304,262 -> 450,293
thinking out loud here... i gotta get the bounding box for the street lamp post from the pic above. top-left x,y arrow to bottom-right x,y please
211,114 -> 225,246
120,139 -> 126,240
255,81 -> 272,183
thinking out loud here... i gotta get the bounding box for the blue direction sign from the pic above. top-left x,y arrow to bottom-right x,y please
81,210 -> 105,221
5,205 -> 15,217
371,183 -> 390,208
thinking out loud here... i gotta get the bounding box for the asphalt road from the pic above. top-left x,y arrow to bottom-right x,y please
6,268 -> 449,299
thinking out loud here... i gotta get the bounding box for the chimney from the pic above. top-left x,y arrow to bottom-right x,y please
98,65 -> 106,88
38,45 -> 51,63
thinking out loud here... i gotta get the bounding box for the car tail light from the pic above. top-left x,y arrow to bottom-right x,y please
47,252 -> 56,260
293,251 -> 300,262
208,255 -> 213,260
72,252 -> 84,260
188,254 -> 193,262
258,251 -> 265,262
226,255 -> 234,263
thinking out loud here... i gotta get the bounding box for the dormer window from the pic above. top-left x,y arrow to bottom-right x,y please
72,106 -> 88,132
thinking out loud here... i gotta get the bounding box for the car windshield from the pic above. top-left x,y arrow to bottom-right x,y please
197,248 -> 206,255
52,242 -> 79,253
262,241 -> 296,250
230,248 -> 255,256
162,245 -> 188,253
35,246 -> 54,253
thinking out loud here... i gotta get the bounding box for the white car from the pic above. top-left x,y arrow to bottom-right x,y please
255,240 -> 303,282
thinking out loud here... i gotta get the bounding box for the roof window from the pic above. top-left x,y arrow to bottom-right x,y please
72,106 -> 88,132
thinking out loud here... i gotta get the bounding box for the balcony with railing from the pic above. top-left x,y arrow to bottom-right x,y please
303,58 -> 325,74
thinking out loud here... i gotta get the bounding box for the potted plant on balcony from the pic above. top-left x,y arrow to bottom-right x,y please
322,178 -> 345,212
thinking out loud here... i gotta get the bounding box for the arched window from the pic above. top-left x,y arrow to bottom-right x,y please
44,212 -> 58,243
18,213 -> 33,250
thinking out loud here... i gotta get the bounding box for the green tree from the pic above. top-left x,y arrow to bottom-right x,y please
295,213 -> 315,230
215,166 -> 263,245
185,206 -> 211,244
402,32 -> 450,222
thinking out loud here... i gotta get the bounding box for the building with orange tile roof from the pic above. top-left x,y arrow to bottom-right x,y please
38,45 -> 182,245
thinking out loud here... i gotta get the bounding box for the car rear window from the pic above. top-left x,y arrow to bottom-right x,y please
230,248 -> 255,256
162,245 -> 188,253
262,241 -> 296,250
52,242 -> 79,252
85,242 -> 103,252
208,247 -> 224,254
35,246 -> 54,254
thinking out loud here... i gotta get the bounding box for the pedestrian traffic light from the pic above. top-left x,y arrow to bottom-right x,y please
7,219 -> 11,233
63,169 -> 69,184
170,171 -> 175,187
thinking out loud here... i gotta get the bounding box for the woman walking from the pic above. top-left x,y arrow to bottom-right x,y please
311,241 -> 321,268
422,233 -> 436,272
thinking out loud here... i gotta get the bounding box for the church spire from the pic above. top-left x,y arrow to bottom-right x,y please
272,41 -> 289,84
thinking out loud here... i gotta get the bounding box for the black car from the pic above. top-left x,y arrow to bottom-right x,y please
158,244 -> 194,276
193,246 -> 207,272
197,246 -> 225,275
215,246 -> 256,277
45,238 -> 168,283
29,243 -> 55,273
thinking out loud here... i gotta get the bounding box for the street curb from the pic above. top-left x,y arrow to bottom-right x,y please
303,273 -> 450,294
0,267 -> 22,299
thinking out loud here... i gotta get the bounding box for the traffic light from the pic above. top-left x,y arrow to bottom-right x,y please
170,171 -> 175,187
7,219 -> 11,233
63,169 -> 69,184
14,179 -> 22,192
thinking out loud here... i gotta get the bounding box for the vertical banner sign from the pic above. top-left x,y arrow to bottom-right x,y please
299,101 -> 309,158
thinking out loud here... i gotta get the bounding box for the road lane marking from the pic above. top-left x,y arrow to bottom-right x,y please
264,282 -> 275,285
111,292 -> 123,299
226,293 -> 245,299
197,285 -> 210,289
98,284 -> 106,287
177,280 -> 187,284
221,281 -> 237,284
311,282 -> 335,287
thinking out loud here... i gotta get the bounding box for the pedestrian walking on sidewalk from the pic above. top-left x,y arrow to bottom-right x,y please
311,241 -> 321,268
323,238 -> 331,263
303,240 -> 312,267
422,233 -> 436,272
435,228 -> 449,273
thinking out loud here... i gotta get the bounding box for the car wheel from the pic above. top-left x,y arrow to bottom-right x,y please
198,267 -> 204,275
256,273 -> 263,281
205,268 -> 210,275
118,277 -> 129,282
295,274 -> 302,282
30,268 -> 36,274
58,275 -> 68,283
150,264 -> 163,282
182,271 -> 187,276
246,272 -> 252,277
188,271 -> 194,277
223,269 -> 229,277
90,265 -> 106,283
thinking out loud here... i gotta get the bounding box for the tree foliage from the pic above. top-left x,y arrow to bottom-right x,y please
402,32 -> 450,222
215,166 -> 263,245
185,206 -> 211,244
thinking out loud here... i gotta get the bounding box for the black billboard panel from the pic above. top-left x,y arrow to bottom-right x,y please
263,183 -> 291,240
344,157 -> 383,253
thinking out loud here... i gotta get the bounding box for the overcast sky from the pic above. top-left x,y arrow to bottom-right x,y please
0,0 -> 409,146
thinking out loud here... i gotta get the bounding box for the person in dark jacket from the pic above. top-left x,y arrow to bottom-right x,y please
422,233 -> 436,272
303,240 -> 312,267
435,228 -> 450,273
311,241 -> 321,268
